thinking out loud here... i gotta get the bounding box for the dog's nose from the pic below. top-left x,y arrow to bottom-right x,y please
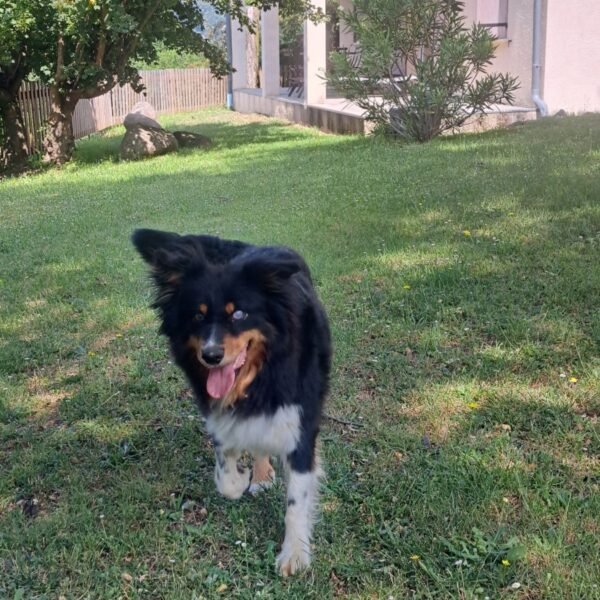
202,345 -> 224,366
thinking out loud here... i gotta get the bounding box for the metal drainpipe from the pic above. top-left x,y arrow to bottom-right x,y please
225,13 -> 234,110
532,0 -> 548,116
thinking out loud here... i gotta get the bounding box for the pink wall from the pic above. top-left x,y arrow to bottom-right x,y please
543,0 -> 600,114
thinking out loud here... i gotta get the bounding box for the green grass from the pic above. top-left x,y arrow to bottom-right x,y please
1,108 -> 599,599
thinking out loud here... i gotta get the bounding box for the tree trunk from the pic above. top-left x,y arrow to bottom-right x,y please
42,87 -> 78,165
0,91 -> 30,173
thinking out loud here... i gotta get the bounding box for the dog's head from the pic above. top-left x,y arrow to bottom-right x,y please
132,229 -> 301,402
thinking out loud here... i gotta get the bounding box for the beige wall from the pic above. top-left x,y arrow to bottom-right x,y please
466,0 -> 600,113
464,0 -> 535,108
543,0 -> 600,114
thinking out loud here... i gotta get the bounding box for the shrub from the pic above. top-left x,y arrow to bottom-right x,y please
327,0 -> 519,141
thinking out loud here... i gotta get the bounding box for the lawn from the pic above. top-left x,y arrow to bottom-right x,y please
1,109 -> 599,599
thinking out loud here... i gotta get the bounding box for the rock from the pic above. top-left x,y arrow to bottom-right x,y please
123,101 -> 160,129
172,130 -> 213,149
123,112 -> 161,130
129,100 -> 157,120
120,124 -> 178,160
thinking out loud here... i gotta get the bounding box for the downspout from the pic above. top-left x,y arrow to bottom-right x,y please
225,13 -> 234,110
532,0 -> 548,116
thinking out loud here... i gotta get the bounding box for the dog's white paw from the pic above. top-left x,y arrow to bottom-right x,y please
248,456 -> 275,496
276,541 -> 311,576
248,479 -> 274,495
215,465 -> 251,500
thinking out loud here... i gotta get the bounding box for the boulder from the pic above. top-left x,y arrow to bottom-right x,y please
172,130 -> 213,149
123,101 -> 161,129
120,124 -> 178,161
123,112 -> 161,130
129,101 -> 157,120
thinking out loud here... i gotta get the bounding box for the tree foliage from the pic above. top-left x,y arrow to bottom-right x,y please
1,0 -> 321,168
0,1 -> 52,171
328,0 -> 520,142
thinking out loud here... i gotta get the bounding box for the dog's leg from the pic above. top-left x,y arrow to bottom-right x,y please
214,447 -> 251,500
277,454 -> 322,576
248,455 -> 276,495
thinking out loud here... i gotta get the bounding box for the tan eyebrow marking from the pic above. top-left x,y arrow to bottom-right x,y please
225,302 -> 235,315
199,304 -> 208,315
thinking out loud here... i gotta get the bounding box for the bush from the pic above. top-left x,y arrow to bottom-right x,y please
328,0 -> 519,142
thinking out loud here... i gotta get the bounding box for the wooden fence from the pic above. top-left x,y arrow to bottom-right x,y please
18,68 -> 226,152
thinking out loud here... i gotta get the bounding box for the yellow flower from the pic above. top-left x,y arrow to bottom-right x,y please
410,554 -> 421,561
87,351 -> 96,357
569,377 -> 578,383
403,284 -> 411,290
463,230 -> 472,237
468,401 -> 479,409
502,559 -> 510,567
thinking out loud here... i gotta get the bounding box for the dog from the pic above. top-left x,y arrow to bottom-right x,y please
131,229 -> 331,575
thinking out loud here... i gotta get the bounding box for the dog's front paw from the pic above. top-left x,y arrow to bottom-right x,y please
215,465 -> 251,500
248,456 -> 275,495
276,541 -> 311,576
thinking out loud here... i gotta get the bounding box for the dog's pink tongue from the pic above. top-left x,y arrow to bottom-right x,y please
206,347 -> 247,399
207,364 -> 236,399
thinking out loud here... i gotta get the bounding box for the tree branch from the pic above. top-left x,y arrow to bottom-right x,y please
55,34 -> 65,84
96,6 -> 108,66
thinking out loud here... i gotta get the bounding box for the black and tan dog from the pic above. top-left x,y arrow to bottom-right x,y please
132,229 -> 331,575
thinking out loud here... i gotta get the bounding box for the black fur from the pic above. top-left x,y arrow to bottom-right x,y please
132,228 -> 331,473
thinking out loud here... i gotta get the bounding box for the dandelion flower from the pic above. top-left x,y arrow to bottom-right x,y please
502,559 -> 510,567
569,377 -> 578,383
410,554 -> 421,561
463,230 -> 472,237
403,284 -> 411,290
468,402 -> 480,409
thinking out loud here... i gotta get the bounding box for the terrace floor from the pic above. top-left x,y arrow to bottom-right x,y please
233,87 -> 538,134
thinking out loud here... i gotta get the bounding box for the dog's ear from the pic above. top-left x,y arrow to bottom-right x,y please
239,249 -> 302,292
131,229 -> 182,264
132,229 -> 207,304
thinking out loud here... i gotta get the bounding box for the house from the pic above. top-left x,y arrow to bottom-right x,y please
229,0 -> 600,134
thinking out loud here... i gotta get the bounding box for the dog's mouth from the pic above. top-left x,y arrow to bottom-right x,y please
203,345 -> 248,399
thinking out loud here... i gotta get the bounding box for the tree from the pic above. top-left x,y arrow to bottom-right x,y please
31,0 -> 320,165
0,1 -> 50,171
327,0 -> 519,142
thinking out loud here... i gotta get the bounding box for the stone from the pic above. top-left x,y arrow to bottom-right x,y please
123,112 -> 161,130
129,100 -> 157,120
123,101 -> 160,129
120,124 -> 178,160
172,130 -> 213,149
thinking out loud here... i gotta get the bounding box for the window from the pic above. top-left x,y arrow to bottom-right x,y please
477,0 -> 508,39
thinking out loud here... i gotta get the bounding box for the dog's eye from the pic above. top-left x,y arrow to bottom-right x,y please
232,310 -> 247,321
193,313 -> 205,322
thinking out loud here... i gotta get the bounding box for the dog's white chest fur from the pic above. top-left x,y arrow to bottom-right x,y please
205,404 -> 302,455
